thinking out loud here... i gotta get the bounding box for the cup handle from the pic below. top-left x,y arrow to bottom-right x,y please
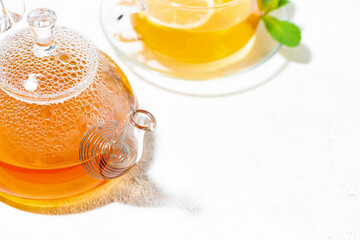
0,0 -> 25,33
104,0 -> 145,42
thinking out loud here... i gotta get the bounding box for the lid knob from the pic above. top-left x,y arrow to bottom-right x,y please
27,8 -> 57,57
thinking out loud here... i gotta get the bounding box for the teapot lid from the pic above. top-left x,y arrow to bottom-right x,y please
0,8 -> 98,104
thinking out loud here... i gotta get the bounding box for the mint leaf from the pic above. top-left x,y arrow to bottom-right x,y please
277,0 -> 289,8
263,15 -> 301,47
262,0 -> 279,13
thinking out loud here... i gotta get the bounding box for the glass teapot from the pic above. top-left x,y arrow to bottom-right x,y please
0,5 -> 156,203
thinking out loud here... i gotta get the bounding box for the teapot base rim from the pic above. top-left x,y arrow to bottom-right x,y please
0,177 -> 121,214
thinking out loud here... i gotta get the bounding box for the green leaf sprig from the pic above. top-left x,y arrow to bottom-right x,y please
261,0 -> 301,47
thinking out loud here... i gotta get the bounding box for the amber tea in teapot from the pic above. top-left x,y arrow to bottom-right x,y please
0,8 -> 156,208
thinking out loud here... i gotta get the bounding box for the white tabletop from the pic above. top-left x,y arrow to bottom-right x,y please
1,0 -> 360,239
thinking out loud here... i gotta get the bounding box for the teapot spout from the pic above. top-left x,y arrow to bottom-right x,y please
79,108 -> 156,180
112,107 -> 156,161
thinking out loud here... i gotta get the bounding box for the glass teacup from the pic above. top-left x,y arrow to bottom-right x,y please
130,0 -> 260,63
101,0 -> 288,86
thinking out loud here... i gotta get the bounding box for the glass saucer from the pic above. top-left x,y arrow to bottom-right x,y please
100,1 -> 289,96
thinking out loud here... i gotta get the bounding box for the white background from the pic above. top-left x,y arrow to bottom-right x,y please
1,0 -> 360,239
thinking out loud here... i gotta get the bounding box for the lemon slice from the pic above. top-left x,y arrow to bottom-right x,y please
145,0 -> 215,29
196,0 -> 254,31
